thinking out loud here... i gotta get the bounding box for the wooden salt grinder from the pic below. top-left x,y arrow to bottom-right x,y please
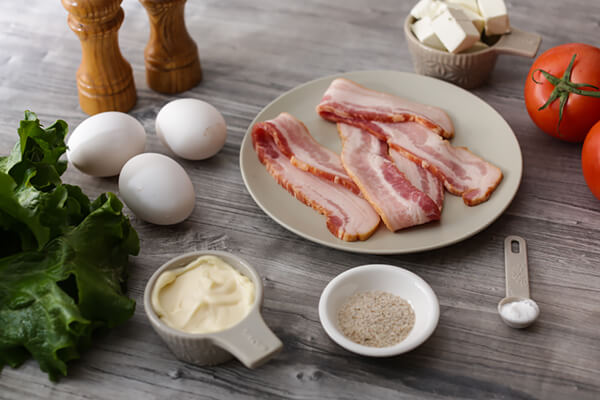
62,0 -> 136,115
139,0 -> 202,94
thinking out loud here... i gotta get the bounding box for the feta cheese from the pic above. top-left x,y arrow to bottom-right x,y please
410,0 -> 446,19
446,0 -> 480,14
477,0 -> 510,35
460,40 -> 489,53
411,17 -> 446,51
448,5 -> 485,34
410,0 -> 433,19
431,8 -> 480,53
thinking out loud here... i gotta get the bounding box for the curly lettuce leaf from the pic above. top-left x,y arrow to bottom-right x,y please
0,111 -> 85,257
0,247 -> 92,378
0,110 -> 68,187
0,193 -> 138,381
0,112 -> 139,381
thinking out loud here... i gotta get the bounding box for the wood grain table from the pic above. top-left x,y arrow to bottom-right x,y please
1,0 -> 599,399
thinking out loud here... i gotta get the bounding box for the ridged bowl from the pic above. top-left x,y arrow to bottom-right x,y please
144,250 -> 282,368
404,15 -> 541,89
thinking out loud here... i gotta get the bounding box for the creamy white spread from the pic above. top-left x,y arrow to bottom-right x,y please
151,255 -> 255,334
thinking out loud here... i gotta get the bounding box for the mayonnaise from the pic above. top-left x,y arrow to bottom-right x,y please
151,255 -> 255,334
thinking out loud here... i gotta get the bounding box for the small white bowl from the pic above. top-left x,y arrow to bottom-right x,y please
318,264 -> 439,357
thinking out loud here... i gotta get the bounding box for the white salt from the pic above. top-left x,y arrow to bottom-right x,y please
500,299 -> 539,324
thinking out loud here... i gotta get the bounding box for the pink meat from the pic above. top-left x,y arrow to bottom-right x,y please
337,124 -> 440,232
343,120 -> 503,206
389,148 -> 445,211
316,78 -> 455,139
261,112 -> 360,194
252,125 -> 380,242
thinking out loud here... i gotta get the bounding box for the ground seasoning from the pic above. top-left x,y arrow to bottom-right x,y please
337,290 -> 415,347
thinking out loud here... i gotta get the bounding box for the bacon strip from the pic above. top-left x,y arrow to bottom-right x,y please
252,125 -> 380,241
388,148 -> 445,211
337,124 -> 440,231
316,78 -> 454,139
334,119 -> 502,206
258,113 -> 360,194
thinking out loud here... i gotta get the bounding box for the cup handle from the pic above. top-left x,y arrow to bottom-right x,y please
493,27 -> 542,58
211,310 -> 283,368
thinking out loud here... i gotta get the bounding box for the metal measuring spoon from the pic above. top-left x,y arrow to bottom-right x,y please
497,236 -> 540,329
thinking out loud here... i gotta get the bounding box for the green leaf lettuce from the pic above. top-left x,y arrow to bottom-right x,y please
0,112 -> 139,381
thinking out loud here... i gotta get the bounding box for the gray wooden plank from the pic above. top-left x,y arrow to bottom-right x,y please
0,0 -> 599,399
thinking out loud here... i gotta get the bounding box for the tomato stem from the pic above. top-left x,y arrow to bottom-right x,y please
571,82 -> 599,90
531,54 -> 600,136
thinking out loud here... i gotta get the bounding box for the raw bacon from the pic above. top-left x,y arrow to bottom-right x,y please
252,125 -> 380,241
337,124 -> 440,231
337,119 -> 502,206
388,148 -> 444,211
256,113 -> 360,194
316,78 -> 455,139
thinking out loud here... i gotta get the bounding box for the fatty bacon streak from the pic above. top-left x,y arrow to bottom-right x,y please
317,79 -> 503,206
337,123 -> 440,231
366,121 -> 502,205
252,117 -> 380,242
260,112 -> 359,194
316,78 -> 455,139
388,147 -> 444,211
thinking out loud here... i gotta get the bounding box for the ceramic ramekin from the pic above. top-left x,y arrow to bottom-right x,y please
404,15 -> 541,89
319,264 -> 439,357
144,250 -> 282,368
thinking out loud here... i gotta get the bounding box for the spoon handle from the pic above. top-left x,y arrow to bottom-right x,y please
504,235 -> 530,299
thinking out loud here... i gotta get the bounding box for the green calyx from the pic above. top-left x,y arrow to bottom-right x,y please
532,54 -> 600,135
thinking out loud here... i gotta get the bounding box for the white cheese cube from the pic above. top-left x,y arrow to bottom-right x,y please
431,1 -> 450,18
411,17 -> 447,51
477,0 -> 510,35
432,8 -> 480,53
460,40 -> 489,53
448,5 -> 485,34
446,0 -> 480,14
410,0 -> 434,19
411,0 -> 446,19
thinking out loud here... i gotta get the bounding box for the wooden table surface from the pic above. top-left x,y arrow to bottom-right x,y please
1,0 -> 599,399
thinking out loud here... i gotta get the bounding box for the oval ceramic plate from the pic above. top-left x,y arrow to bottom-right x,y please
239,70 -> 522,254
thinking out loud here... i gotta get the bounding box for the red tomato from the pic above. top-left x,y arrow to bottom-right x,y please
582,120 -> 600,200
524,43 -> 600,142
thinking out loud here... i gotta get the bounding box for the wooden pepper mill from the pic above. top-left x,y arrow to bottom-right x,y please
62,0 -> 136,115
139,0 -> 202,94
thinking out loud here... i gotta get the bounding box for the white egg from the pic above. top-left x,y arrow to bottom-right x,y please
118,153 -> 195,225
67,111 -> 146,177
155,98 -> 227,160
